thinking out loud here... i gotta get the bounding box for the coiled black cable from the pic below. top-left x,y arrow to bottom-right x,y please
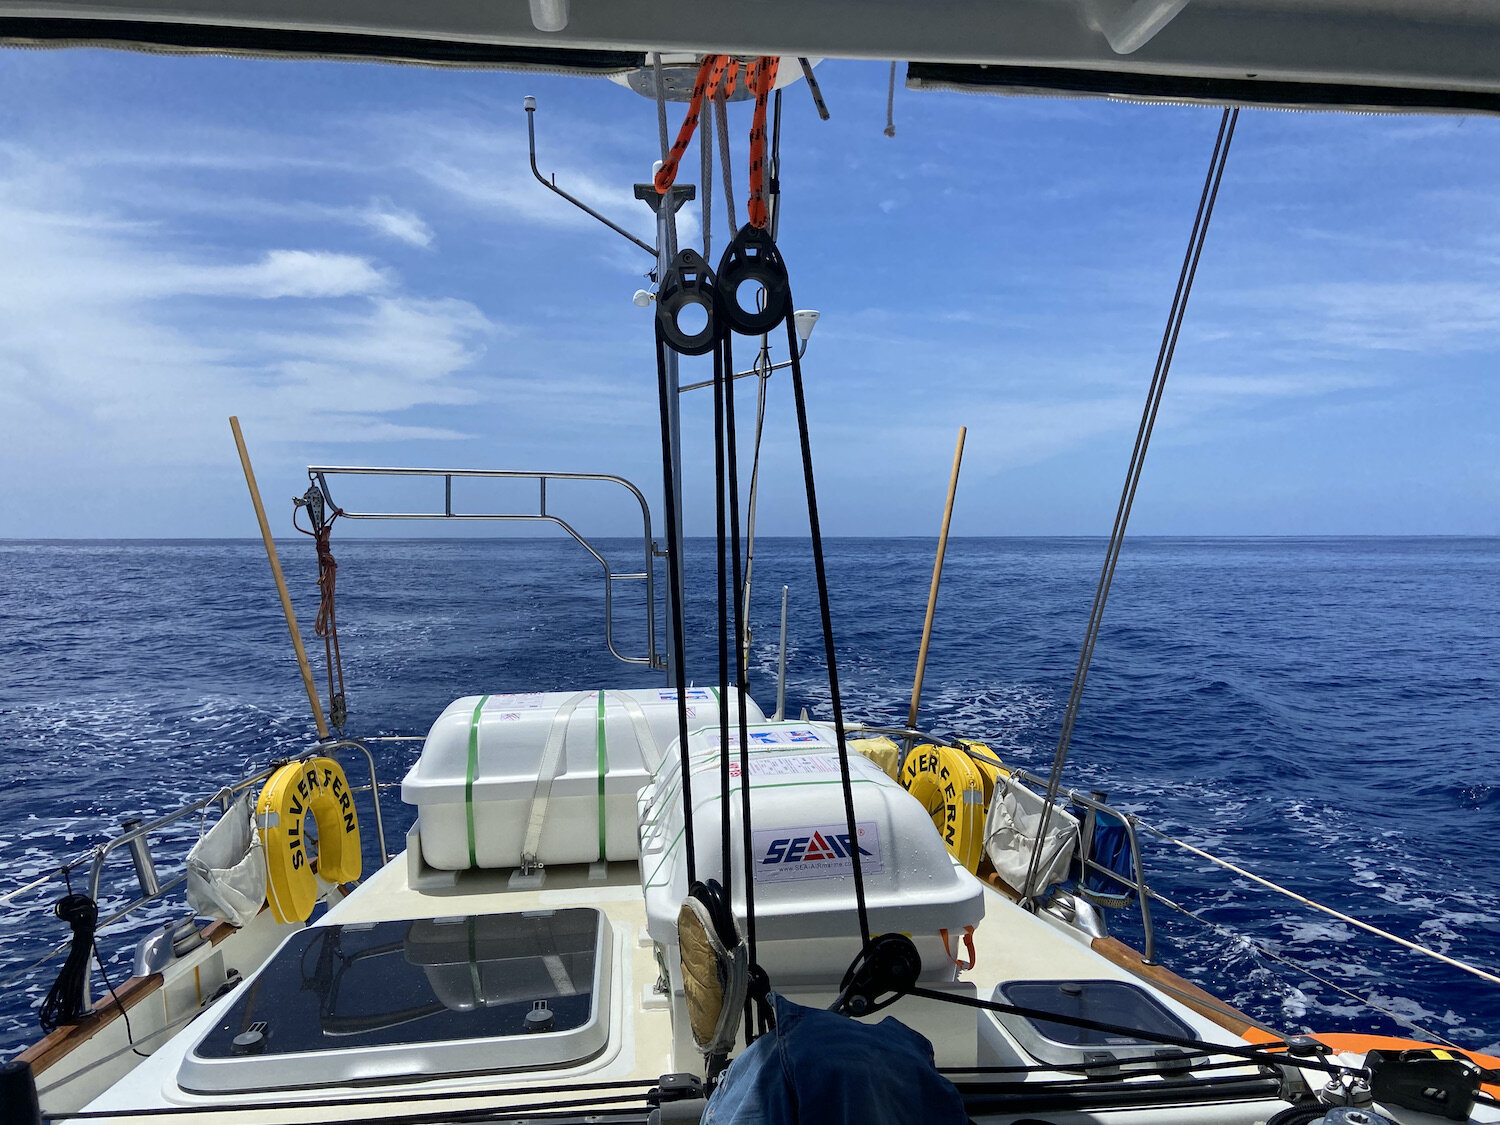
39,894 -> 98,1033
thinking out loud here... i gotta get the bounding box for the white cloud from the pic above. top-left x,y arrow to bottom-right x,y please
359,201 -> 434,248
0,165 -> 494,471
189,249 -> 389,299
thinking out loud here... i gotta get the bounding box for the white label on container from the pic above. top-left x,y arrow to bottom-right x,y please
729,754 -> 838,778
490,712 -> 523,722
488,693 -> 550,709
752,821 -> 883,883
659,688 -> 713,702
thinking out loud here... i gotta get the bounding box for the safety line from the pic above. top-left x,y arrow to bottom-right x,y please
1146,884 -> 1465,1048
1140,824 -> 1500,988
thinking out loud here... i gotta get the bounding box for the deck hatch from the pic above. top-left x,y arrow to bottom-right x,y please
990,979 -> 1196,1071
179,908 -> 610,1092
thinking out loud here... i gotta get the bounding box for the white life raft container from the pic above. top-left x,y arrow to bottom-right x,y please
403,688 -> 764,871
639,720 -> 985,988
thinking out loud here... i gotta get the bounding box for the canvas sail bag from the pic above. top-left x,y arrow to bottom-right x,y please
186,794 -> 267,927
983,776 -> 1080,899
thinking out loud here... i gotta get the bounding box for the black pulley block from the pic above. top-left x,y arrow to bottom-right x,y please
656,249 -> 723,356
833,932 -> 922,1017
715,225 -> 790,335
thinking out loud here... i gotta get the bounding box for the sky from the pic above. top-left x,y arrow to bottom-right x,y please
0,51 -> 1497,537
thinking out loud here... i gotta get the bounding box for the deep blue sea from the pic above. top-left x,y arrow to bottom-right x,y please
1,536 -> 1497,1058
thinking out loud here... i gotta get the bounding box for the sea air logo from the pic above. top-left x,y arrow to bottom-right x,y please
752,822 -> 883,884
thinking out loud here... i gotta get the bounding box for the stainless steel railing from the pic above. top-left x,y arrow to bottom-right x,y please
1,739 -> 395,1007
308,466 -> 663,670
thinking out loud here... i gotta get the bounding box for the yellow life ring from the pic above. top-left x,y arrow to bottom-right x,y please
256,757 -> 362,923
899,743 -> 986,872
956,739 -> 1007,808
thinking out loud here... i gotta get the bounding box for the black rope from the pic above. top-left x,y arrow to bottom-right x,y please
49,1091 -> 655,1124
39,894 -> 97,1033
783,303 -> 871,949
654,330 -> 696,887
722,331 -> 758,972
904,984 -> 1352,1077
1022,106 -> 1239,906
713,335 -> 733,911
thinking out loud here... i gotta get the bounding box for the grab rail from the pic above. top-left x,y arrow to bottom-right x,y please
309,466 -> 663,670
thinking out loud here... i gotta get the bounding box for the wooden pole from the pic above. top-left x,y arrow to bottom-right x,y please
908,425 -> 967,732
229,416 -> 330,740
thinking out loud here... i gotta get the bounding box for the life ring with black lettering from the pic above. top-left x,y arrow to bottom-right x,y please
255,757 -> 362,923
899,743 -> 986,872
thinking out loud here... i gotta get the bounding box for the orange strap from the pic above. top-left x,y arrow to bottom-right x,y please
746,56 -> 780,229
940,925 -> 977,972
653,55 -> 719,195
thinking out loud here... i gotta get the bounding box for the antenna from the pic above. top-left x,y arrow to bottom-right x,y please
525,96 -> 657,257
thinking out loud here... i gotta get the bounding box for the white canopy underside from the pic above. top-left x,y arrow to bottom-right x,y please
4,0 -> 1500,112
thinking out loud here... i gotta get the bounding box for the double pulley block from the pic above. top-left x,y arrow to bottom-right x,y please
657,226 -> 791,354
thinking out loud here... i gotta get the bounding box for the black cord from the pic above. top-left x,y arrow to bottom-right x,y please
91,934 -> 145,1057
39,894 -> 98,1033
654,330 -> 697,887
783,303 -> 871,949
722,330 -> 757,971
905,985 -> 1352,1077
714,332 -> 733,914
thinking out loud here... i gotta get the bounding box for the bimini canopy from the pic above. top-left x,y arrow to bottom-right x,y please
4,0 -> 1500,114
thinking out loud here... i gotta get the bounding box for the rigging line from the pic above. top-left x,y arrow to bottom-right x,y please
902,986 -> 1352,1077
715,82 -> 738,238
49,1091 -> 657,1125
1138,823 -> 1500,988
1146,886 -> 1467,1049
1021,106 -> 1238,909
714,332 -> 733,909
784,306 -> 871,948
722,331 -> 758,969
651,52 -> 669,163
700,92 -> 713,261
769,88 -> 783,240
746,57 -> 780,229
798,57 -> 830,121
738,349 -> 772,679
654,330 -> 697,886
737,88 -> 783,672
0,854 -> 95,907
884,61 -> 898,137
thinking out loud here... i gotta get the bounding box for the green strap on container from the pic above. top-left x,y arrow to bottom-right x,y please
465,694 -> 491,868
596,690 -> 609,861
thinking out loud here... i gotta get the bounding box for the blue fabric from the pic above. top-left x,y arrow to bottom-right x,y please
1082,811 -> 1136,900
704,994 -> 967,1125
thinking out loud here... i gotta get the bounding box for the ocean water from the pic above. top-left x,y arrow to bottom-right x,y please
1,536 -> 1497,1058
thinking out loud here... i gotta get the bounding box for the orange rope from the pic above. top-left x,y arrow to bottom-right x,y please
653,55 -> 719,194
746,56 -> 780,229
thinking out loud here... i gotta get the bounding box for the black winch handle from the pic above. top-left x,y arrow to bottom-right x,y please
656,248 -> 724,356
715,225 -> 790,336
